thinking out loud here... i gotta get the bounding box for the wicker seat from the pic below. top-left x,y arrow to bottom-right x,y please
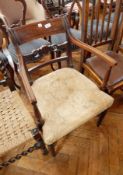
0,89 -> 36,156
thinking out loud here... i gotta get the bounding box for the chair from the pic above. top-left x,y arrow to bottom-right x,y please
0,45 -> 48,169
0,0 -> 52,82
81,0 -> 122,47
6,16 -> 114,158
64,0 -> 93,29
82,11 -> 123,96
40,0 -> 82,41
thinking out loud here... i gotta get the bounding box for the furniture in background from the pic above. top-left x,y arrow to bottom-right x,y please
6,16 -> 114,158
0,0 -> 51,82
81,12 -> 123,97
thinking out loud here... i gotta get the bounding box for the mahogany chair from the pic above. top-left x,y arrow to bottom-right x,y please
6,16 -> 114,157
82,12 -> 123,96
0,37 -> 48,170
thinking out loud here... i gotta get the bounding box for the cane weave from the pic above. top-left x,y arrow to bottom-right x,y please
0,89 -> 36,156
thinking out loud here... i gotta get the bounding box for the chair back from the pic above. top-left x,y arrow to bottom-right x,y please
8,17 -> 73,72
113,13 -> 123,51
0,0 -> 26,27
81,0 -> 122,47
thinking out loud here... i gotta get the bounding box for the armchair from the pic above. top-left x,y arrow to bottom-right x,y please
7,16 -> 114,157
81,10 -> 123,95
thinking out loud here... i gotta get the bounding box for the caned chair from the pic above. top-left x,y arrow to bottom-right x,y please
6,16 -> 114,157
0,50 -> 48,170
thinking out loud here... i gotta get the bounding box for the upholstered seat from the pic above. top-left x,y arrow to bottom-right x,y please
86,51 -> 123,88
8,39 -> 50,64
51,28 -> 81,45
32,68 -> 114,145
0,89 -> 36,156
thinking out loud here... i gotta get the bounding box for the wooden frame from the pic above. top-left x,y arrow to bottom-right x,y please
4,16 -> 117,155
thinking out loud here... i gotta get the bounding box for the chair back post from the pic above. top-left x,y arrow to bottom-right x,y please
113,13 -> 123,51
15,0 -> 27,25
110,0 -> 122,49
80,0 -> 89,72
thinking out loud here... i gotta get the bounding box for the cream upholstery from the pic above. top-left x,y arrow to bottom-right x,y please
32,68 -> 114,145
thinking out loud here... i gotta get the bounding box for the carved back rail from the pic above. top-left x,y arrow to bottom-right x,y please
8,17 -> 72,72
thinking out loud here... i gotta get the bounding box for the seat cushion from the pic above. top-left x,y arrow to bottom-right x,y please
51,28 -> 81,45
86,51 -> 123,87
32,68 -> 114,145
8,38 -> 50,64
0,89 -> 36,156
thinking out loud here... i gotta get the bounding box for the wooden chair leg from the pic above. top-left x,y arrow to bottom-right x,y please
97,110 -> 108,127
31,128 -> 48,155
48,144 -> 56,157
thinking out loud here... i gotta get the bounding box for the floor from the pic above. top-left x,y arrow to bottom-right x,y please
1,50 -> 123,175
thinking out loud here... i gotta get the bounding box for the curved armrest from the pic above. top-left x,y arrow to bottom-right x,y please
64,17 -> 117,67
7,27 -> 37,104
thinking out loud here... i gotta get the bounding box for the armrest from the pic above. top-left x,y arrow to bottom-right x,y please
64,17 -> 117,67
18,53 -> 37,104
19,66 -> 37,104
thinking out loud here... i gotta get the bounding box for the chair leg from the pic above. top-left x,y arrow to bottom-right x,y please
48,144 -> 56,157
31,128 -> 48,155
97,110 -> 108,127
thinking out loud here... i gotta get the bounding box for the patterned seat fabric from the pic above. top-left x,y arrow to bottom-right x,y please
0,89 -> 36,156
32,68 -> 114,145
8,39 -> 50,64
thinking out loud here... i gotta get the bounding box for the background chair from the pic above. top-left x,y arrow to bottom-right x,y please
81,0 -> 122,47
81,12 -> 123,95
0,0 -> 51,81
7,16 -> 115,157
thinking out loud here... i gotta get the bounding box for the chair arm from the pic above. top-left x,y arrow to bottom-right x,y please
17,52 -> 37,104
14,46 -> 37,104
19,66 -> 37,104
70,34 -> 117,67
64,17 -> 117,67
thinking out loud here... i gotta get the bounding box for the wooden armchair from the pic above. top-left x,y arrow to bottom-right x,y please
6,16 -> 114,157
81,11 -> 123,95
